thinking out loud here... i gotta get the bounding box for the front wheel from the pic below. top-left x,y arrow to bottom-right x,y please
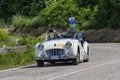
36,60 -> 44,67
50,62 -> 55,64
72,58 -> 79,65
72,51 -> 80,65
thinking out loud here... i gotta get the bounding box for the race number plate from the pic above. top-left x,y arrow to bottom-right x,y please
51,56 -> 58,59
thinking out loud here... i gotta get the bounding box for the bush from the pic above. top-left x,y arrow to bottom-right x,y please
94,0 -> 120,29
0,29 -> 8,42
12,15 -> 26,28
40,0 -> 78,28
12,15 -> 47,28
11,0 -> 120,30
76,5 -> 98,30
0,51 -> 35,70
18,35 -> 43,51
0,35 -> 44,70
0,28 -> 9,47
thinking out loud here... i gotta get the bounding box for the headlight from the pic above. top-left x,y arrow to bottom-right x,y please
65,41 -> 72,49
37,44 -> 44,50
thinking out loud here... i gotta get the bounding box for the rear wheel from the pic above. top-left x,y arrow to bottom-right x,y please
84,47 -> 89,62
36,60 -> 44,67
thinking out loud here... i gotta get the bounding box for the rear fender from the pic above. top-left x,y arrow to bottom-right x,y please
83,41 -> 88,53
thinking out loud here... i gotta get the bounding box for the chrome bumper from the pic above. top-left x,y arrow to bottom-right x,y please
35,49 -> 76,61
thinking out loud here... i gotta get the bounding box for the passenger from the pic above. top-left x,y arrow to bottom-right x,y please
77,32 -> 84,47
71,30 -> 84,47
71,30 -> 77,39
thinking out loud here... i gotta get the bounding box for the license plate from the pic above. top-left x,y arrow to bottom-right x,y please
51,56 -> 58,59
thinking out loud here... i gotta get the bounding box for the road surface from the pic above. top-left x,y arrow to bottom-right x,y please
0,43 -> 120,80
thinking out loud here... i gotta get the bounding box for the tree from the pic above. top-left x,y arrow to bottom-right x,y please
94,0 -> 120,29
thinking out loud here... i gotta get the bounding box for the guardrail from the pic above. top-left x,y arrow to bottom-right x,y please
0,46 -> 27,54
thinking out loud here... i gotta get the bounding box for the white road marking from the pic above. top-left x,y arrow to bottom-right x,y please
48,58 -> 120,80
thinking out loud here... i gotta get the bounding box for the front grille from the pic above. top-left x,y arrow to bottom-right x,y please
46,49 -> 65,56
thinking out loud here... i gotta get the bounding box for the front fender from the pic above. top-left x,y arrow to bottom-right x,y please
72,41 -> 80,56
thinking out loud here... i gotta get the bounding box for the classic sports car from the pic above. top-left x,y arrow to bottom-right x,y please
34,29 -> 89,67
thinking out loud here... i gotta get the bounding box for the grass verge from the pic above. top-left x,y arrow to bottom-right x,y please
0,35 -> 43,70
0,51 -> 35,70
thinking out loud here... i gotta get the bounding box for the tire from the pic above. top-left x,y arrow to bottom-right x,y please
36,60 -> 44,67
72,58 -> 78,65
72,48 -> 80,65
50,62 -> 55,64
77,52 -> 80,63
84,47 -> 89,62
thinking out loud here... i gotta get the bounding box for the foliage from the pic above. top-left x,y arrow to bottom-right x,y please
0,28 -> 8,42
1,0 -> 120,30
0,35 -> 43,70
18,35 -> 43,50
12,15 -> 47,28
40,0 -> 78,28
0,51 -> 35,70
94,0 -> 120,29
0,0 -> 46,20
76,5 -> 98,29
18,35 -> 42,46
75,0 -> 98,7
0,28 -> 9,47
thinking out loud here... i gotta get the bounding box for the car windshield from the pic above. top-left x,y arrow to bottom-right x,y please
45,31 -> 78,41
45,32 -> 62,41
61,31 -> 80,39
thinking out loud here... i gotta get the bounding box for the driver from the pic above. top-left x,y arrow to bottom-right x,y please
46,29 -> 61,41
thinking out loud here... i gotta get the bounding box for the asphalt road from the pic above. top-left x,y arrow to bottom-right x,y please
0,43 -> 120,80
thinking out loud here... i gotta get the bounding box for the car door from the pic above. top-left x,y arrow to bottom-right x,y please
78,41 -> 85,60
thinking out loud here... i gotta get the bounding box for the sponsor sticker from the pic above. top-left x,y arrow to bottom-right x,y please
56,44 -> 64,47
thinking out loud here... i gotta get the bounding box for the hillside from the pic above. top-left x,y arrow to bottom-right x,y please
0,0 -> 120,42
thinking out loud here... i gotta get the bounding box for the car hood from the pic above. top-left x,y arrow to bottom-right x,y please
43,39 -> 76,50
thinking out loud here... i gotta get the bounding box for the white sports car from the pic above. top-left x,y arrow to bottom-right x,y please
34,30 -> 89,67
